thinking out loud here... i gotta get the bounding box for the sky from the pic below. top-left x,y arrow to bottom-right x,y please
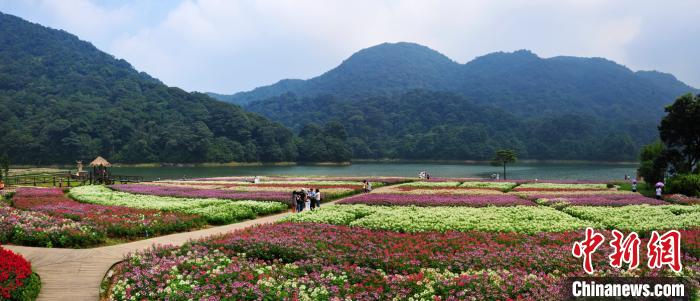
1,0 -> 698,93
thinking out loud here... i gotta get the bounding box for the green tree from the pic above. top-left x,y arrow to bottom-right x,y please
637,141 -> 667,185
659,93 -> 700,173
0,153 -> 9,181
491,149 -> 517,180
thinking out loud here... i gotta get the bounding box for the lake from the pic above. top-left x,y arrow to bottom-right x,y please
112,162 -> 638,181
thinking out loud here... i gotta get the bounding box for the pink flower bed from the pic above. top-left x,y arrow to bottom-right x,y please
337,193 -> 534,207
190,176 -> 407,184
531,194 -> 668,206
12,188 -> 203,239
665,194 -> 700,205
111,184 -> 290,202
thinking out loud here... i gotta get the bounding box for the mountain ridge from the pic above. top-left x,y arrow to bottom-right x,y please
220,42 -> 698,161
0,11 -> 298,164
210,42 -> 698,115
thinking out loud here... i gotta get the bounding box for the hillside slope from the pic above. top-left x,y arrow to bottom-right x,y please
0,12 -> 297,164
214,43 -> 696,123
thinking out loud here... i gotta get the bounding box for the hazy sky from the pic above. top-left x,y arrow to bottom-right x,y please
1,0 -> 698,93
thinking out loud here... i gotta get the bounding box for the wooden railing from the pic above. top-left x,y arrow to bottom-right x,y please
3,173 -> 143,187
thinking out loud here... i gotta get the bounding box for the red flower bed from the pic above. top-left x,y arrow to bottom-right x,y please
207,223 -> 699,276
0,246 -> 39,300
680,228 -> 700,257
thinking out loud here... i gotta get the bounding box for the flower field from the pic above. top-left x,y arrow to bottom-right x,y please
189,176 -> 409,184
374,185 -> 505,195
459,180 -> 518,190
0,246 -> 41,300
513,182 -> 610,191
115,176 -> 391,202
112,184 -> 293,203
338,193 -> 533,207
532,194 -> 667,208
104,223 -> 700,300
283,204 -> 595,233
31,177 -> 700,300
1,202 -> 102,247
562,205 -> 700,232
70,186 -> 287,225
666,194 -> 700,205
12,188 -> 205,239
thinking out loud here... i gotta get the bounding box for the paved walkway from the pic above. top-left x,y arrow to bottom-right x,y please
5,211 -> 293,300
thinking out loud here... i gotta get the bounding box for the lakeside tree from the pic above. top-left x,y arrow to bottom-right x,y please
491,149 -> 517,180
637,141 -> 667,185
659,93 -> 700,173
297,121 -> 352,162
0,153 -> 8,181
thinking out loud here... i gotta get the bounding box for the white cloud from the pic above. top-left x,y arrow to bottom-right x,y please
1,0 -> 698,92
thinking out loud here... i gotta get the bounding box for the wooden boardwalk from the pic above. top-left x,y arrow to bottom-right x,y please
5,211 -> 292,300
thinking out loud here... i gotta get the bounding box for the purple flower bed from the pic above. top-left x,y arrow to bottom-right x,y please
111,184 -> 291,203
524,179 -> 608,184
189,176 -> 408,184
532,194 -> 667,206
337,193 -> 534,207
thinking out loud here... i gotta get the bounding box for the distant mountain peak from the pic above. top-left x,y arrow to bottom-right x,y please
467,49 -> 541,66
337,41 -> 455,68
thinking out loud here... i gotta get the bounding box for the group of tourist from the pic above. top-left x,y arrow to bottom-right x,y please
629,177 -> 664,200
418,171 -> 431,179
362,180 -> 373,193
291,179 -> 374,213
292,188 -> 321,212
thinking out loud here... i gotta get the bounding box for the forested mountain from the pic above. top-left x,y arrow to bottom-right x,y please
0,12 -> 297,164
248,90 -> 642,161
216,43 -> 697,121
213,42 -> 697,161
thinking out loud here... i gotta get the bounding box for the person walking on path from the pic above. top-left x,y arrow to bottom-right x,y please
315,189 -> 321,208
309,188 -> 316,210
297,189 -> 306,212
631,180 -> 637,193
362,180 -> 368,193
655,186 -> 663,200
304,189 -> 311,211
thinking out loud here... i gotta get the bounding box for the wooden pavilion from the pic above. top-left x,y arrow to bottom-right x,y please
90,156 -> 112,184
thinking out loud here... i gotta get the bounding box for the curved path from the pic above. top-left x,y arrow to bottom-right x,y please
5,210 -> 293,300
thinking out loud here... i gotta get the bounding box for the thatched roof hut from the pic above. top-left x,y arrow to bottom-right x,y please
89,156 -> 111,167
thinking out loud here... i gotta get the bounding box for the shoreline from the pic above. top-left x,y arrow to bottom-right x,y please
351,159 -> 639,165
9,159 -> 637,169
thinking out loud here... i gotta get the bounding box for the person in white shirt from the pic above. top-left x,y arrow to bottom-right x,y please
655,186 -> 662,199
314,189 -> 321,208
304,188 -> 312,210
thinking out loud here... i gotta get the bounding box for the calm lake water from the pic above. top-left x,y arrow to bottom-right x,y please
112,162 -> 638,181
